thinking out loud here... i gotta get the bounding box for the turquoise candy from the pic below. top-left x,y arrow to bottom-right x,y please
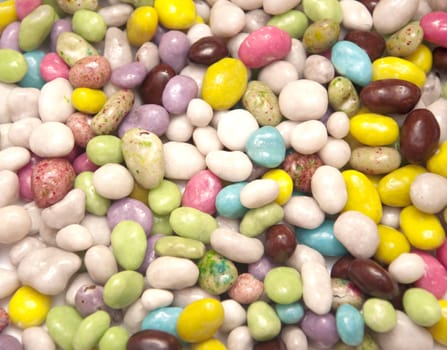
275,302 -> 305,324
246,126 -> 286,168
331,40 -> 372,87
198,250 -> 238,295
19,50 -> 46,88
215,182 -> 248,219
336,304 -> 364,347
141,307 -> 183,338
295,219 -> 348,256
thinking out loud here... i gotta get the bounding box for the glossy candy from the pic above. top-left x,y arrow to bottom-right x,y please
127,329 -> 182,350
188,36 -> 228,65
421,11 -> 447,48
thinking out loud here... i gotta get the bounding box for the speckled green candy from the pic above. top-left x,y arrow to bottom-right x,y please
72,311 -> 110,350
46,306 -> 83,350
74,171 -> 111,216
19,5 -> 57,52
268,10 -> 309,39
56,32 -> 98,66
103,270 -> 144,309
303,0 -> 343,23
239,202 -> 284,237
403,287 -> 442,327
155,236 -> 206,259
86,135 -> 123,165
169,207 -> 218,244
111,220 -> 147,270
264,267 -> 303,304
72,10 -> 107,43
242,80 -> 282,126
98,326 -> 129,350
303,18 -> 340,54
328,76 -> 360,117
362,298 -> 397,333
247,301 -> 281,341
0,49 -> 28,83
386,21 -> 424,57
198,250 -> 238,295
147,179 -> 182,215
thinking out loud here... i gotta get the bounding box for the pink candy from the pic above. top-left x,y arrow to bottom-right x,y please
238,25 -> 292,69
413,249 -> 447,299
420,11 -> 447,48
14,0 -> 42,20
40,52 -> 70,82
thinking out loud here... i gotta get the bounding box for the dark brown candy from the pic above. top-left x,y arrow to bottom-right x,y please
344,30 -> 385,61
330,255 -> 355,279
357,0 -> 379,13
127,330 -> 182,350
139,63 -> 176,105
347,258 -> 399,300
433,46 -> 447,74
264,224 -> 297,263
254,337 -> 287,350
400,108 -> 441,164
187,36 -> 229,65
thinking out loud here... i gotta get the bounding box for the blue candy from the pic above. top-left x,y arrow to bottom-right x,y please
19,50 -> 46,88
215,182 -> 248,219
336,304 -> 364,346
275,302 -> 305,324
141,306 -> 183,338
246,126 -> 286,168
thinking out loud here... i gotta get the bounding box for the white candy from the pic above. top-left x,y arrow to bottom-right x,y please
92,163 -> 134,200
56,224 -> 94,252
380,205 -> 402,228
141,288 -> 174,311
9,236 -> 46,266
64,272 -> 95,305
0,146 -> 30,171
373,0 -> 420,35
221,299 -> 247,333
227,32 -> 249,59
209,0 -> 246,38
303,55 -> 335,84
165,114 -> 194,142
135,42 -> 160,72
427,97 -> 447,143
263,0 -> 299,14
290,120 -> 328,154
258,60 -> 298,95
123,299 -> 147,334
326,111 -> 350,139
146,256 -> 199,290
180,63 -> 207,92
0,268 -> 20,299
285,38 -> 306,77
193,126 -> 223,155
318,137 -> 351,169
240,179 -> 279,208
206,150 -> 253,182
38,78 -> 74,122
301,261 -> 332,315
0,205 -> 32,244
8,87 -> 40,121
187,23 -> 213,44
217,109 -> 259,151
98,3 -> 133,27
104,27 -> 133,70
29,121 -> 75,158
0,170 -> 19,208
388,253 -> 426,284
22,327 -> 56,350
84,245 -> 118,285
286,244 -> 326,272
283,196 -> 325,229
187,98 -> 213,127
340,0 -> 373,31
0,82 -> 14,123
275,120 -> 299,149
23,202 -> 42,235
7,117 -> 42,148
173,286 -> 218,307
164,142 -> 206,180
244,9 -> 271,32
227,326 -> 254,350
81,214 -> 111,246
410,172 -> 447,214
281,326 -> 308,350
231,0 -> 262,10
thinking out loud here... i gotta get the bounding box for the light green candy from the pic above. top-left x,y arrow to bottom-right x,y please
103,270 -> 144,309
239,202 -> 284,237
72,311 -> 110,350
169,207 -> 218,244
328,76 -> 360,117
42,0 -> 66,18
264,267 -> 303,304
362,298 -> 397,333
86,135 -> 123,165
155,236 -> 206,259
99,326 -> 129,350
386,21 -> 424,57
403,288 -> 442,327
303,0 -> 343,23
57,0 -> 97,14
152,213 -> 173,235
74,171 -> 111,216
56,32 -> 98,66
268,10 -> 309,39
111,220 -> 147,270
0,49 -> 28,83
72,10 -> 107,43
148,179 -> 182,215
247,301 -> 281,341
46,306 -> 83,350
120,0 -> 153,7
242,80 -> 282,126
19,5 -> 57,52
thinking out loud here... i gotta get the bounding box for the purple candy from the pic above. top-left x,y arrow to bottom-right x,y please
73,152 -> 99,174
248,256 -> 276,281
0,334 -> 23,350
0,21 -> 20,51
301,311 -> 340,349
107,198 -> 153,235
158,30 -> 190,72
110,62 -> 148,89
138,234 -> 163,273
161,75 -> 198,115
50,18 -> 72,52
118,104 -> 170,138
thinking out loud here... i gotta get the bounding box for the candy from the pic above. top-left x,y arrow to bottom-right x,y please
247,301 -> 281,342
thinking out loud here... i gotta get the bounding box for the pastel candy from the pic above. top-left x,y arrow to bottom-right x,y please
336,304 -> 364,346
141,307 -> 183,338
215,182 -> 248,219
19,50 -> 45,88
245,126 -> 286,168
420,11 -> 447,48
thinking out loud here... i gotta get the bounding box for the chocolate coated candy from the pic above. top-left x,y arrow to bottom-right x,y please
433,46 -> 447,74
139,63 -> 176,105
254,337 -> 287,350
330,255 -> 355,279
127,329 -> 182,350
264,224 -> 297,263
344,30 -> 385,61
188,36 -> 229,65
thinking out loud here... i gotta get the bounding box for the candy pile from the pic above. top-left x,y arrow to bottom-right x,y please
1,0 -> 447,349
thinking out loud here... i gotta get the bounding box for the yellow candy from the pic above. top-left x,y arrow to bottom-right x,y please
372,56 -> 426,87
201,58 -> 248,111
129,182 -> 149,204
374,224 -> 410,265
126,6 -> 158,47
405,44 -> 432,73
430,300 -> 447,346
349,113 -> 399,146
72,87 -> 107,114
400,205 -> 445,250
378,164 -> 426,207
176,298 -> 224,343
342,169 -> 383,223
191,338 -> 228,350
427,140 -> 447,178
154,0 -> 196,30
0,0 -> 17,34
262,169 -> 293,205
9,286 -> 51,329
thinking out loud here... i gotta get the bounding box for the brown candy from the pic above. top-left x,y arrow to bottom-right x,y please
188,36 -> 229,65
357,0 -> 379,13
127,330 -> 182,350
264,224 -> 297,263
139,63 -> 176,105
344,30 -> 385,61
400,108 -> 441,164
254,337 -> 287,350
433,46 -> 447,74
330,255 -> 355,279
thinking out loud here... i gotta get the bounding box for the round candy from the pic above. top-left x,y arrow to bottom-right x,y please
9,286 -> 51,329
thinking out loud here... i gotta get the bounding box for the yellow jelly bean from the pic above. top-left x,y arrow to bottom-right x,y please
0,0 -> 17,34
405,44 -> 432,73
378,164 -> 426,207
427,140 -> 447,178
126,6 -> 158,47
430,300 -> 447,346
201,57 -> 248,111
129,182 -> 149,204
191,338 -> 228,350
372,56 -> 426,87
349,113 -> 399,146
72,87 -> 107,114
400,205 -> 446,250
374,224 -> 410,265
342,169 -> 383,223
154,0 -> 196,30
262,169 -> 293,205
9,285 -> 51,329
176,298 -> 224,343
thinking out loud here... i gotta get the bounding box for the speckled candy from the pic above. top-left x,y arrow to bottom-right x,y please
69,55 -> 111,89
198,249 -> 238,295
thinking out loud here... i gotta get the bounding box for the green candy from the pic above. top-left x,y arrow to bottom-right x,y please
56,32 -> 98,66
155,236 -> 206,259
0,49 -> 28,83
72,311 -> 110,350
72,9 -> 107,43
334,332 -> 380,350
362,298 -> 397,333
328,76 -> 360,117
169,207 -> 218,244
403,288 -> 442,327
198,250 -> 238,295
147,179 -> 182,215
239,202 -> 284,237
111,220 -> 147,270
42,0 -> 66,18
103,270 -> 144,309
264,267 -> 303,304
152,213 -> 173,235
247,301 -> 281,341
268,10 -> 309,39
120,0 -> 154,6
74,171 -> 111,216
57,0 -> 98,14
303,0 -> 343,23
19,5 -> 57,52
303,18 -> 340,54
46,306 -> 83,350
386,22 -> 424,58
99,326 -> 129,350
86,135 -> 123,165
242,80 -> 282,126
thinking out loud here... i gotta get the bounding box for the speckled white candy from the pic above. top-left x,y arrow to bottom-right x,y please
283,196 -> 325,229
0,170 -> 18,208
206,150 -> 253,182
0,146 -> 30,171
93,163 -> 134,200
29,121 -> 75,157
163,141 -> 206,180
388,253 -> 426,284
240,179 -> 279,209
311,165 -> 347,215
38,78 -> 74,122
217,109 -> 259,151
